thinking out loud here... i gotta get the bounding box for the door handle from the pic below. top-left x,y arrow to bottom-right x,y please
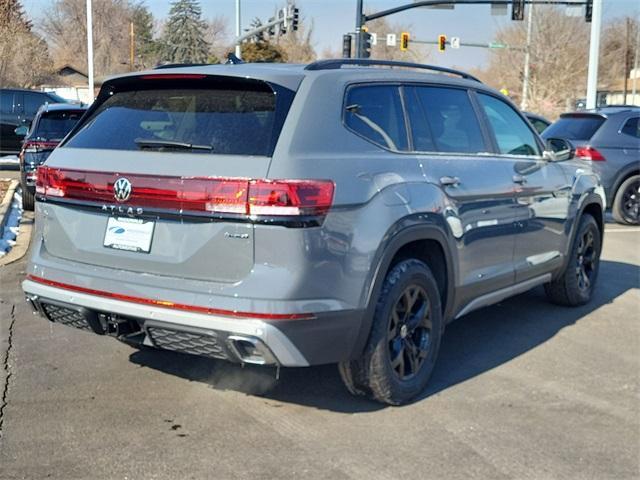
512,174 -> 527,184
440,176 -> 461,187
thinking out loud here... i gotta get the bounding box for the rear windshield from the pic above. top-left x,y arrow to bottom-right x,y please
543,115 -> 605,140
65,78 -> 293,156
34,110 -> 85,141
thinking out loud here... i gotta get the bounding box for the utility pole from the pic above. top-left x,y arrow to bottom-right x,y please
86,0 -> 94,101
623,18 -> 630,104
235,0 -> 241,58
586,0 -> 602,109
355,0 -> 363,58
521,2 -> 534,110
633,23 -> 639,102
129,21 -> 135,71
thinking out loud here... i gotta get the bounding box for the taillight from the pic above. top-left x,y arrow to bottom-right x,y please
35,167 -> 335,222
24,140 -> 58,153
575,146 -> 606,161
248,180 -> 334,216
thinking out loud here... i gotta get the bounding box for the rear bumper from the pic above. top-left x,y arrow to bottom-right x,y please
22,278 -> 364,367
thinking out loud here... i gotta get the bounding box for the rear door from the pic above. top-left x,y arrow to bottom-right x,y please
39,74 -> 295,284
476,92 -> 571,283
407,85 -> 517,303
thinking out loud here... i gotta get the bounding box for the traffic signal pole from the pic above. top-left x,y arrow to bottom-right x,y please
585,0 -> 602,109
355,0 -> 364,59
520,1 -> 534,110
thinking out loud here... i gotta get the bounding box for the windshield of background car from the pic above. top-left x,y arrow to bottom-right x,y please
64,78 -> 294,156
34,110 -> 85,141
543,115 -> 605,140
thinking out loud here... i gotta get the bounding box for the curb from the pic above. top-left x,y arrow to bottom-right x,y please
0,180 -> 19,235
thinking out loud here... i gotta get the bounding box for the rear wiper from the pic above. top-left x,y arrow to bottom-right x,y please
134,138 -> 213,151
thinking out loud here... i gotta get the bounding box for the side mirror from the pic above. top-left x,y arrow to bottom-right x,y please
14,125 -> 29,137
544,138 -> 575,162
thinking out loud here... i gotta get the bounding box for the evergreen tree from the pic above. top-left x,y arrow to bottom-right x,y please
160,0 -> 209,63
132,2 -> 158,68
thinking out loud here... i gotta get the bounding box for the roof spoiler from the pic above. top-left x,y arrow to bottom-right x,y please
305,59 -> 481,83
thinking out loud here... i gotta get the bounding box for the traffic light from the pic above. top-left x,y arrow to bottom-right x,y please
512,0 -> 525,21
585,0 -> 592,22
400,32 -> 409,51
438,34 -> 446,52
342,34 -> 352,58
291,7 -> 299,31
362,30 -> 373,58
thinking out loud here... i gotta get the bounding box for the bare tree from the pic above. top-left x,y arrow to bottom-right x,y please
599,16 -> 639,92
42,0 -> 136,77
479,6 -> 590,118
205,15 -> 230,62
0,0 -> 52,87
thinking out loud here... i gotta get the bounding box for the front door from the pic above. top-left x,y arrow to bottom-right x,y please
475,92 -> 572,283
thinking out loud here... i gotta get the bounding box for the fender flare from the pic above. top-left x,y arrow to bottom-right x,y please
555,192 -> 604,280
350,218 -> 456,359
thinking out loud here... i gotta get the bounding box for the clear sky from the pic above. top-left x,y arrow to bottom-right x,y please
23,0 -> 638,68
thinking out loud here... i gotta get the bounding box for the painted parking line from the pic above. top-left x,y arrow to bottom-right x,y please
604,228 -> 640,233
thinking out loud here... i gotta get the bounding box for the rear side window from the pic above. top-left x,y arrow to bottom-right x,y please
344,85 -> 408,151
412,86 -> 485,154
34,110 -> 85,141
24,93 -> 47,116
478,94 -> 540,156
0,91 -> 12,114
66,78 -> 293,156
543,115 -> 605,141
621,117 -> 640,138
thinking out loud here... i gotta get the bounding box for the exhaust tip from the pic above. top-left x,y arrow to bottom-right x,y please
227,335 -> 278,366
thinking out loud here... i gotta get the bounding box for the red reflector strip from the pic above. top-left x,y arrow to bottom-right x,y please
26,274 -> 314,321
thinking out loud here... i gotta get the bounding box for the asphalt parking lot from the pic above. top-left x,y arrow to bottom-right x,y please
0,214 -> 638,479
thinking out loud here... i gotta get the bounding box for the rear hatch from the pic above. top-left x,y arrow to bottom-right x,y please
37,73 -> 297,283
542,112 -> 606,146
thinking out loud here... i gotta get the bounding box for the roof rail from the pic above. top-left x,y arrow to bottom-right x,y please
305,59 -> 481,83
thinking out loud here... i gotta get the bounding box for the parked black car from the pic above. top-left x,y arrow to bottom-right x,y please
17,103 -> 87,210
524,111 -> 551,134
0,88 -> 69,156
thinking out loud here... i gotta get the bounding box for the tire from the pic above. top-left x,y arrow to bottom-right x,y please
339,259 -> 443,405
612,174 -> 640,225
544,214 -> 601,306
21,182 -> 35,211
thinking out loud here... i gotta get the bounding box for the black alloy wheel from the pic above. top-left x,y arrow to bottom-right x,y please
387,285 -> 432,380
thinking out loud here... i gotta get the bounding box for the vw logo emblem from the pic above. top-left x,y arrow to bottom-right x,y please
113,177 -> 132,202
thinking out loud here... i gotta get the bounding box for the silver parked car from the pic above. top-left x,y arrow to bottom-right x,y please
23,60 -> 605,405
543,106 -> 640,225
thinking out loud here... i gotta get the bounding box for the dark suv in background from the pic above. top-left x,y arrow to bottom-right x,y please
23,60 -> 605,405
0,88 -> 69,156
543,106 -> 640,225
17,103 -> 87,210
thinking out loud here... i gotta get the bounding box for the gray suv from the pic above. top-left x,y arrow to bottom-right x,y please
23,60 -> 605,405
543,106 -> 640,225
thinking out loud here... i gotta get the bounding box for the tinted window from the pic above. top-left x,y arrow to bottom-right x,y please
66,81 -> 292,156
0,91 -> 13,114
530,118 -> 549,134
543,115 -> 605,141
344,85 -> 408,151
413,86 -> 485,154
34,110 -> 85,141
478,94 -> 540,156
621,117 -> 640,138
24,93 -> 48,116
